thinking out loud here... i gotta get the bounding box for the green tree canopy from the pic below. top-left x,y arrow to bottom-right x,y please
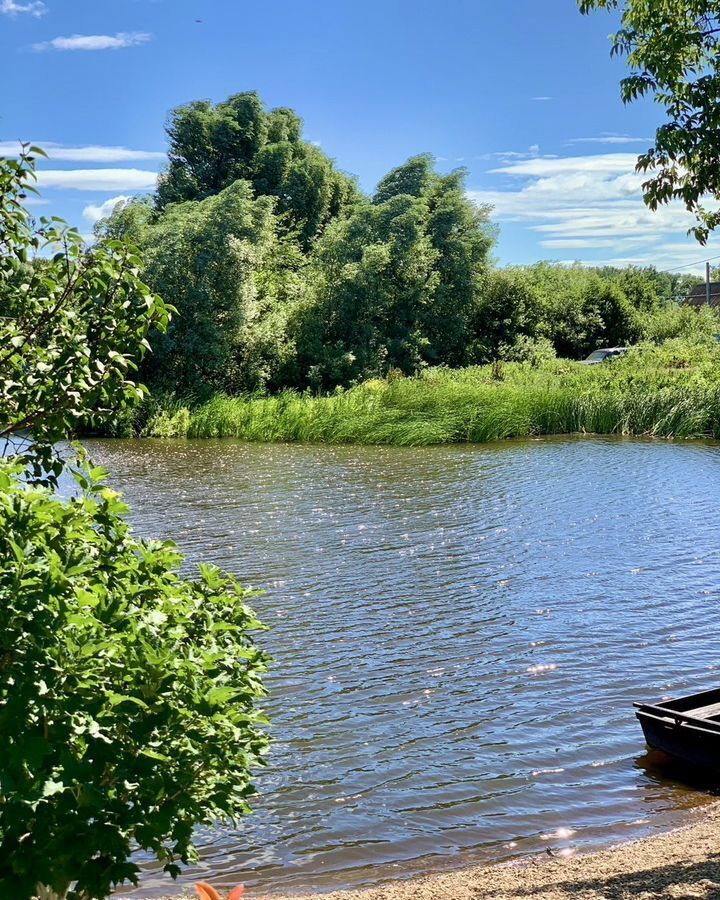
292,157 -> 494,387
473,263 -> 644,361
579,0 -> 720,242
156,91 -> 360,246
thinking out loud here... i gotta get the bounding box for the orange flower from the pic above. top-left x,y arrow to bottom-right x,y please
194,882 -> 245,900
195,884 -> 223,900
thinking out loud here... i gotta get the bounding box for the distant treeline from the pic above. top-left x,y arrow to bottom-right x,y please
100,91 -> 713,401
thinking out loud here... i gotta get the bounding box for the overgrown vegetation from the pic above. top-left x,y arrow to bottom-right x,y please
99,90 -> 707,407
0,150 -> 269,900
137,339 -> 720,446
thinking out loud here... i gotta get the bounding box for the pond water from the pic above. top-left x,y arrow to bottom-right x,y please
86,436 -> 720,897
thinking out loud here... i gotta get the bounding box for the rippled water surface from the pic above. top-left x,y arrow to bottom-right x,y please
87,437 -> 720,896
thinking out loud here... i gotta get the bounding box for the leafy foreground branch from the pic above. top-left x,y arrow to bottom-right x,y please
0,460 -> 269,900
0,146 -> 171,484
144,341 -> 720,446
0,149 -> 270,899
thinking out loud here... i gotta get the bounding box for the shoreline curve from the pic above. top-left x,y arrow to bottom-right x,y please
139,802 -> 720,900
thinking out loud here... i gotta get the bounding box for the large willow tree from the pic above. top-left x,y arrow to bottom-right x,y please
157,91 -> 360,247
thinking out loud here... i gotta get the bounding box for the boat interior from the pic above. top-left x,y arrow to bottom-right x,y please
635,688 -> 720,729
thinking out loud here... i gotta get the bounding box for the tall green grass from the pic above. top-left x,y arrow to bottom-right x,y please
144,340 -> 720,446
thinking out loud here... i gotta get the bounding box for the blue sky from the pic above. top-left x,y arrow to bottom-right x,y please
1,0 -> 717,273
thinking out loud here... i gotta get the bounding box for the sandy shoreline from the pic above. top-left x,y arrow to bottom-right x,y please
140,804 -> 720,900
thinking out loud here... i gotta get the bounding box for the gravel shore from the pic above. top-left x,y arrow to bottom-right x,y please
137,804 -> 720,900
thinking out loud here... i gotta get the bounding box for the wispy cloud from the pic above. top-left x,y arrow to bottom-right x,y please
0,141 -> 165,162
567,134 -> 651,146
1,0 -> 47,17
36,168 -> 158,191
32,32 -> 152,52
532,96 -> 553,102
488,153 -> 640,177
474,145 -> 550,163
470,151 -> 719,272
83,195 -> 132,224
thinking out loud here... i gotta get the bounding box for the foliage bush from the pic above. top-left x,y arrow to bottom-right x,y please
0,149 -> 271,899
0,148 -> 170,483
156,91 -> 360,247
0,459 -> 269,900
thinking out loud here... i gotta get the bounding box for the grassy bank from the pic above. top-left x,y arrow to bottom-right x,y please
142,340 -> 720,446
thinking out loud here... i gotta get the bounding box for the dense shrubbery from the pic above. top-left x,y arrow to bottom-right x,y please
99,91 -> 711,404
0,150 -> 269,899
473,263 -> 703,362
141,338 -> 720,446
0,460 -> 268,900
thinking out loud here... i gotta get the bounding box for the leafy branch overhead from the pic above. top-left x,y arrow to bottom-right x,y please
580,0 -> 720,242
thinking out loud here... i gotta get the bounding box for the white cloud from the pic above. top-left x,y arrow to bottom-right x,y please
33,32 -> 152,52
568,135 -> 651,146
1,0 -> 46,16
36,168 -> 158,191
470,151 -> 720,273
0,141 -> 165,163
489,153 -> 640,177
83,195 -> 132,224
539,238 -> 624,250
532,96 -> 553,101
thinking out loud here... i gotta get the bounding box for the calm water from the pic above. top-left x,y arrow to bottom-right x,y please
86,436 -> 720,896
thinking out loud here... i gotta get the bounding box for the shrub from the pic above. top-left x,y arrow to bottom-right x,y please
0,459 -> 269,900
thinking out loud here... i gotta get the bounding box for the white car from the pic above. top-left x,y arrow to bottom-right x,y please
582,347 -> 630,365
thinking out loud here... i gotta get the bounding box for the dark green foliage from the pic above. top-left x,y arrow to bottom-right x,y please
0,460 -> 268,900
129,182 -> 278,398
100,92 -> 710,409
579,0 -> 720,242
104,182 -> 309,399
0,148 -> 171,483
421,169 -> 495,365
373,153 -> 436,204
470,263 -> 698,363
157,91 -> 360,246
0,148 -> 270,899
291,158 -> 494,388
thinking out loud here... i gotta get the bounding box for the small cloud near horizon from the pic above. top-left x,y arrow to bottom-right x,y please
568,134 -> 651,146
37,168 -> 158,191
1,0 -> 47,17
32,32 -> 152,52
83,195 -> 133,224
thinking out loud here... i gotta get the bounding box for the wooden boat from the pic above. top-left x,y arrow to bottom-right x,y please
635,687 -> 720,771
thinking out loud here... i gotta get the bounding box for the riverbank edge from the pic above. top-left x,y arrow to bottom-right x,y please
114,348 -> 720,447
141,802 -> 720,900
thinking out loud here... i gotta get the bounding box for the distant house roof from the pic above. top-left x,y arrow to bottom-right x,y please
684,283 -> 720,308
